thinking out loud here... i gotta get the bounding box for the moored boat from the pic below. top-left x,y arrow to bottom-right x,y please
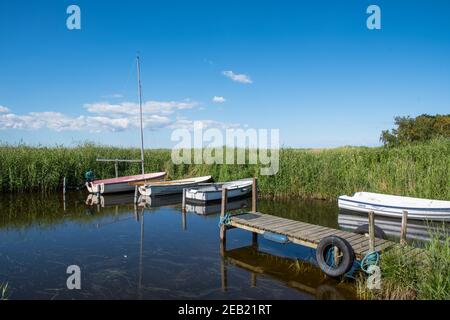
86,172 -> 166,194
137,175 -> 212,196
338,192 -> 450,221
185,178 -> 253,203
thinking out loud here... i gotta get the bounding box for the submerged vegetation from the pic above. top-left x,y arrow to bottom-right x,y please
357,231 -> 450,300
0,138 -> 449,200
1,283 -> 9,300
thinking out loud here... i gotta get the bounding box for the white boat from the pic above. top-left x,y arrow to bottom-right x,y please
185,178 -> 253,203
138,175 -> 212,196
338,192 -> 450,221
86,172 -> 166,194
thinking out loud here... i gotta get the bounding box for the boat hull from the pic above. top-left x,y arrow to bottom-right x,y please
86,172 -> 166,194
138,176 -> 212,196
338,192 -> 450,221
185,179 -> 253,203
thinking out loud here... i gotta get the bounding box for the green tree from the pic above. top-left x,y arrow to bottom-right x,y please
380,114 -> 450,147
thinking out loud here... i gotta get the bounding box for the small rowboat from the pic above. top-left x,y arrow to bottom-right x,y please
86,172 -> 166,194
185,178 -> 253,203
137,175 -> 212,196
338,192 -> 450,221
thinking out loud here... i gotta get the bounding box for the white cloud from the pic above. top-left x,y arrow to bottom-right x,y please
212,96 -> 226,103
0,97 -> 236,134
222,70 -> 252,84
102,93 -> 124,99
169,118 -> 241,131
0,105 -> 10,113
84,99 -> 199,116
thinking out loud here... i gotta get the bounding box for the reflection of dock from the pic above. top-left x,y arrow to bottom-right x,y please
220,245 -> 355,299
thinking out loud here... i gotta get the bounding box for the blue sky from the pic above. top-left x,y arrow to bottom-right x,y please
0,0 -> 449,148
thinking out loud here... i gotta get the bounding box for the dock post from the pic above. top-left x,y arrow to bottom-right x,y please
252,177 -> 258,213
368,211 -> 375,252
220,188 -> 228,252
63,177 -> 66,211
220,250 -> 228,292
251,177 -> 258,246
400,210 -> 408,246
114,159 -> 119,178
182,188 -> 186,213
134,185 -> 138,204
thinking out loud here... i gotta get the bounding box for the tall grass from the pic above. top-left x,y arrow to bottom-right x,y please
357,229 -> 450,300
0,138 -> 449,200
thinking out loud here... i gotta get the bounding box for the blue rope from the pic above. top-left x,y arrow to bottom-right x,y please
360,251 -> 380,273
218,213 -> 231,227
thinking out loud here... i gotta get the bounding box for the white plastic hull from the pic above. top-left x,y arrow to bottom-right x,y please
338,192 -> 450,221
185,179 -> 253,203
86,181 -> 137,194
138,176 -> 212,196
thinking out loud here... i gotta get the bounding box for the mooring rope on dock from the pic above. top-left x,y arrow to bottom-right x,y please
218,213 -> 231,227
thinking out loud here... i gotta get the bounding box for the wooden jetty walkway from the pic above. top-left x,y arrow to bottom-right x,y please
228,212 -> 393,260
217,178 -> 423,277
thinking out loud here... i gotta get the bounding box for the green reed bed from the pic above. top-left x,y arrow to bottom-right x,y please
0,138 -> 449,200
357,230 -> 450,300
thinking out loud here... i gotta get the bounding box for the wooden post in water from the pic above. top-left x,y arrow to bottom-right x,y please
400,210 -> 408,246
182,188 -> 186,213
251,177 -> 258,246
114,160 -> 119,178
181,188 -> 187,230
63,177 -> 66,212
134,185 -> 139,204
220,188 -> 228,251
252,177 -> 258,213
368,211 -> 375,252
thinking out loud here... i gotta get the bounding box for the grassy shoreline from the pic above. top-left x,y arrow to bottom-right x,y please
357,231 -> 450,300
1,139 -> 449,200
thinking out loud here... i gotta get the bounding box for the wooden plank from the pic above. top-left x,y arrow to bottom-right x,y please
277,224 -> 316,236
279,222 -> 315,233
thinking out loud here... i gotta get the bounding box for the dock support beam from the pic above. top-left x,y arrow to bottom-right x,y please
251,177 -> 258,246
220,188 -> 228,252
368,211 -> 375,252
400,210 -> 408,246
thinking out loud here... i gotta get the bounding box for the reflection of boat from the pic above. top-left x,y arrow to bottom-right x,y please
137,194 -> 182,208
86,193 -> 136,207
338,192 -> 450,221
221,245 -> 355,299
138,176 -> 212,196
338,210 -> 450,242
185,197 -> 251,215
185,178 -> 252,203
86,172 -> 166,194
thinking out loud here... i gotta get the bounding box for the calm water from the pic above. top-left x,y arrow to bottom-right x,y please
1,192 -> 359,300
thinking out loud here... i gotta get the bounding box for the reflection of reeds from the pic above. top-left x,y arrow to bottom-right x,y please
1,139 -> 449,201
357,228 -> 450,300
1,282 -> 9,300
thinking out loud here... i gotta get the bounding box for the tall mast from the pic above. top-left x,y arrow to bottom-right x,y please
136,54 -> 145,175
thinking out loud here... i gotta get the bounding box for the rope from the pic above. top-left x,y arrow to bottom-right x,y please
218,213 -> 231,227
359,251 -> 380,273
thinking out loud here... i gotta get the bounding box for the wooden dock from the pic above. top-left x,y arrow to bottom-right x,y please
228,212 -> 393,260
219,178 -> 424,275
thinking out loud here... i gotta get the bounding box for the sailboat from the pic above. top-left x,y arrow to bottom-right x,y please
86,55 -> 166,194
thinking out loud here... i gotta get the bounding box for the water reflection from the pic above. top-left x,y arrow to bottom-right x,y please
338,209 -> 450,243
220,245 -> 355,299
0,192 -> 359,300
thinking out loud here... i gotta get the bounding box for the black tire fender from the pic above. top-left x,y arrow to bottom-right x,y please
316,235 -> 355,278
355,224 -> 387,240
